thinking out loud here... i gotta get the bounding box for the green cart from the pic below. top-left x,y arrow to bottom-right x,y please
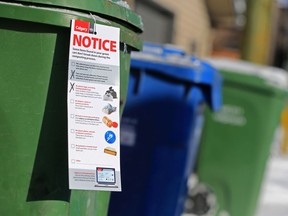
191,59 -> 288,216
0,0 -> 142,215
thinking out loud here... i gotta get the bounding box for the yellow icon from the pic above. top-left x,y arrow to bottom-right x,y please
104,147 -> 117,156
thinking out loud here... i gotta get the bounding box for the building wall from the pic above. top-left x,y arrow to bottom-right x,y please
154,0 -> 212,57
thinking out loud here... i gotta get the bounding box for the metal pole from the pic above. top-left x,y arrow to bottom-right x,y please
241,0 -> 274,64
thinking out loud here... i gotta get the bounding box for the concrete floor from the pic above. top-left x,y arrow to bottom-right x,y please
256,155 -> 288,216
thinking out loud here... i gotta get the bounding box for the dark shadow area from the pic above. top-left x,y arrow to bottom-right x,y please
26,24 -> 71,201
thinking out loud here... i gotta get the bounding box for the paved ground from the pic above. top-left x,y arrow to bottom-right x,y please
256,155 -> 288,216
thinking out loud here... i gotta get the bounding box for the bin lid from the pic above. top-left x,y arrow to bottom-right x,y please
5,0 -> 143,32
206,58 -> 288,93
131,42 -> 223,111
0,0 -> 143,50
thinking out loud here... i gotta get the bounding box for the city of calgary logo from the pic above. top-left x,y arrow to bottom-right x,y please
74,20 -> 90,33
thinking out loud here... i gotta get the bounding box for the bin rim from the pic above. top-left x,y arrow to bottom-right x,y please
205,58 -> 288,91
4,0 -> 143,33
131,43 -> 221,85
0,1 -> 143,50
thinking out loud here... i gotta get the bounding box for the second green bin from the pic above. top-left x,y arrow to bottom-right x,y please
191,59 -> 288,216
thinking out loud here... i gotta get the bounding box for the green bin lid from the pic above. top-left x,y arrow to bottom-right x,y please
206,58 -> 288,96
0,0 -> 143,50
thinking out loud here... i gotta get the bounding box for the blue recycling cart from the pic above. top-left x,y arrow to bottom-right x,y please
108,43 -> 223,216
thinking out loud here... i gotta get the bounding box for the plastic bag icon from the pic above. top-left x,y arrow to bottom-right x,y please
102,103 -> 117,115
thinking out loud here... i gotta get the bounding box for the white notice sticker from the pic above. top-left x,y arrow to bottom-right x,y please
67,19 -> 121,191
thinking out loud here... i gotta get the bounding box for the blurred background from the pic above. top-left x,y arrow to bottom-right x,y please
125,0 -> 288,215
126,0 -> 288,67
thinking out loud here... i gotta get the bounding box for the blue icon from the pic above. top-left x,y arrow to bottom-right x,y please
105,131 -> 116,144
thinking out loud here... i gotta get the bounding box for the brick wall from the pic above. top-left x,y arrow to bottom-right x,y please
154,0 -> 212,57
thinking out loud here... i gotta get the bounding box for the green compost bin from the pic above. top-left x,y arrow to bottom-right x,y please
192,59 -> 288,216
0,1 -> 143,215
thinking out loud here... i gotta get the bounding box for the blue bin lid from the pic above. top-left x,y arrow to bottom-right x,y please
130,42 -> 223,111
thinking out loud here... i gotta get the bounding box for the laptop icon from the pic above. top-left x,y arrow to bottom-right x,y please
95,167 -> 118,188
